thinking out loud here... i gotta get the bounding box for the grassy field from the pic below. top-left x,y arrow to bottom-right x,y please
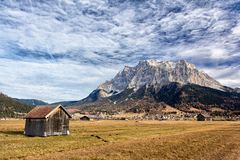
0,120 -> 240,160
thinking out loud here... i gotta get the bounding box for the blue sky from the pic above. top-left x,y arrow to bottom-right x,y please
0,0 -> 239,102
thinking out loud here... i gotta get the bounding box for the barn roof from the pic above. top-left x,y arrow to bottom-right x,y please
198,113 -> 211,118
80,115 -> 90,119
25,105 -> 72,119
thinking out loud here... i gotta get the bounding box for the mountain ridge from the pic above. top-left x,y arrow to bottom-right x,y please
98,60 -> 225,96
69,60 -> 240,114
15,99 -> 48,106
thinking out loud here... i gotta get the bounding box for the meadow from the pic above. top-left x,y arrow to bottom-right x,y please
0,120 -> 240,160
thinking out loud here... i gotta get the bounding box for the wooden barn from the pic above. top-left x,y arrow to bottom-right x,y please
24,105 -> 72,137
80,116 -> 90,121
196,113 -> 212,121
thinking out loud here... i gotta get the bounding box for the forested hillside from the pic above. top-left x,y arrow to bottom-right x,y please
0,93 -> 32,118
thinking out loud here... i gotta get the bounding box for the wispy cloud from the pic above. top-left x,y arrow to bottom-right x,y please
0,0 -> 239,101
0,58 -> 119,102
203,65 -> 240,88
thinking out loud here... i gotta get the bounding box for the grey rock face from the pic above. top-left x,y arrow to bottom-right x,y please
98,60 -> 224,97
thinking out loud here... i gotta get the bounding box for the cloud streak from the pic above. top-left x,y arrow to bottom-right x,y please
0,58 -> 119,102
0,0 -> 239,102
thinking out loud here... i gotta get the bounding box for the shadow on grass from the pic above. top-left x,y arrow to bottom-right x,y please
0,130 -> 23,136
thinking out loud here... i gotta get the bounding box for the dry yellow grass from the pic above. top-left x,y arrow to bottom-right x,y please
0,120 -> 240,160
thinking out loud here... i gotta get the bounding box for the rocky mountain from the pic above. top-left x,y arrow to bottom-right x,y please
99,60 -> 226,93
70,60 -> 240,113
15,99 -> 48,106
78,60 -> 229,103
0,93 -> 32,118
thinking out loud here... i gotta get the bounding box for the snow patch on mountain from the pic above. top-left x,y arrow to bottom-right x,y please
98,60 -> 224,97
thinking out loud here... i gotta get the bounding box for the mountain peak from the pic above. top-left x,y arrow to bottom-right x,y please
138,59 -> 159,66
137,59 -> 196,69
123,65 -> 132,71
98,60 -> 224,97
74,60 -> 239,113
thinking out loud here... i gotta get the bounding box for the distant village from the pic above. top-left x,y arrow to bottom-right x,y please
67,108 -> 240,122
2,105 -> 240,122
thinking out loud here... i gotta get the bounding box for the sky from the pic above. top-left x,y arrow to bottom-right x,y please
0,0 -> 239,103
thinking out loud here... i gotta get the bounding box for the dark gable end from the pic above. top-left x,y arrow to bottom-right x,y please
54,105 -> 72,118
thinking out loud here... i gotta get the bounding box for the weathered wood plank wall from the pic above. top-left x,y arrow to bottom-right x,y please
25,107 -> 70,137
25,119 -> 46,136
46,108 -> 69,136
